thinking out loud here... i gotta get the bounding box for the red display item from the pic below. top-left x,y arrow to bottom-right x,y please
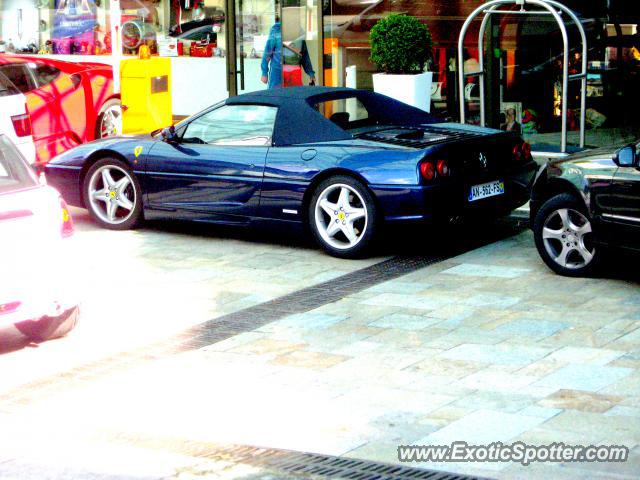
283,65 -> 302,87
190,44 -> 214,57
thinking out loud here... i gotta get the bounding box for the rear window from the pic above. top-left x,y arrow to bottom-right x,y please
0,136 -> 37,194
0,64 -> 36,94
315,97 -> 371,130
0,71 -> 19,98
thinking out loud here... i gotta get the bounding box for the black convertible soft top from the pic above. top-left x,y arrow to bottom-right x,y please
225,87 -> 440,147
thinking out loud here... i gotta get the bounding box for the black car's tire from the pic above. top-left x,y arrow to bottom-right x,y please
95,98 -> 122,139
83,158 -> 143,230
308,175 -> 378,258
533,193 -> 600,277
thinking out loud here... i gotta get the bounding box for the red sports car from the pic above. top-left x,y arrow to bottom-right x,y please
0,55 -> 120,165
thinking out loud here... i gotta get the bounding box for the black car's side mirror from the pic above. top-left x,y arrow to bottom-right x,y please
614,144 -> 638,167
161,126 -> 179,144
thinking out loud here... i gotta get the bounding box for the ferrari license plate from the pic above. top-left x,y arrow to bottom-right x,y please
469,180 -> 504,202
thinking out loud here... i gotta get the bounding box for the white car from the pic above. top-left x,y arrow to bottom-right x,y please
0,70 -> 36,164
0,133 -> 78,351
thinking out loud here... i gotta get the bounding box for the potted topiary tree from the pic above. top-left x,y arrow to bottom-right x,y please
369,13 -> 433,112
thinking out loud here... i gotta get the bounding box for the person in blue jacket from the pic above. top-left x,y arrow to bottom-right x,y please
261,21 -> 316,88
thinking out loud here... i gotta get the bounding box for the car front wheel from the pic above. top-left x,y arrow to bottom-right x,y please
83,158 -> 143,230
308,175 -> 378,258
533,193 -> 599,276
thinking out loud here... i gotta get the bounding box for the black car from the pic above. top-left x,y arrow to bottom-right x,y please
531,143 -> 640,276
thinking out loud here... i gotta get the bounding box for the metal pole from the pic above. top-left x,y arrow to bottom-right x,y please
458,0 -> 509,124
478,5 -> 501,127
316,0 -> 324,87
459,0 -> 575,153
545,0 -> 588,148
110,0 -> 122,94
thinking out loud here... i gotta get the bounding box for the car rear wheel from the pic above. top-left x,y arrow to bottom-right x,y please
84,158 -> 143,230
533,193 -> 599,276
96,98 -> 122,138
308,175 -> 378,258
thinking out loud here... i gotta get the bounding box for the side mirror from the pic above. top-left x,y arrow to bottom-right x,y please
161,126 -> 178,144
614,144 -> 638,167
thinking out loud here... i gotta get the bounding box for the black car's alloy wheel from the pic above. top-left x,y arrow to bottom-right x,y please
83,158 -> 143,230
309,175 -> 378,258
534,193 -> 599,276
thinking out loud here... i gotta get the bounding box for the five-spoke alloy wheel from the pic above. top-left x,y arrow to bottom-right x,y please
96,99 -> 122,139
309,176 -> 377,258
534,193 -> 599,276
83,158 -> 143,230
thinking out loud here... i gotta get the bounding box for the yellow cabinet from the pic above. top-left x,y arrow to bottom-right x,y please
121,57 -> 172,134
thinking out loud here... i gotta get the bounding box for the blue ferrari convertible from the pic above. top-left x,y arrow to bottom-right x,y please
45,87 -> 536,257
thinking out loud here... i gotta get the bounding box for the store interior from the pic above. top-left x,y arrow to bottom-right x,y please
322,0 -> 640,149
0,0 -> 637,146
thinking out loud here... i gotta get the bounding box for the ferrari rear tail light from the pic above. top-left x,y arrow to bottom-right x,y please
436,160 -> 450,177
512,144 -> 521,160
11,110 -> 32,137
512,141 -> 532,162
60,197 -> 74,238
0,301 -> 21,316
420,161 -> 436,181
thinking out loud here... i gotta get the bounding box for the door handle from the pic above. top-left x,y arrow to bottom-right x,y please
301,149 -> 317,161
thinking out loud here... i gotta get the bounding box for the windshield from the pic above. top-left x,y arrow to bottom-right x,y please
0,135 -> 38,194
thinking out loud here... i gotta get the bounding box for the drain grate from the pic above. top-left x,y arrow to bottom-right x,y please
203,444 -> 493,480
99,433 -> 494,480
0,218 -> 527,409
183,254 -> 451,340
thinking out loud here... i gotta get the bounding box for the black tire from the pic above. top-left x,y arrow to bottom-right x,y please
95,98 -> 122,139
533,192 -> 600,277
308,175 -> 378,258
25,306 -> 79,342
83,157 -> 143,230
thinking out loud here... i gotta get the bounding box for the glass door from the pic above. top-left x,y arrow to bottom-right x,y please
281,0 -> 321,88
226,0 -> 321,96
226,0 -> 279,96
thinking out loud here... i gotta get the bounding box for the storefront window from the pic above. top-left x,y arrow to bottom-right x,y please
323,0 -> 640,149
0,0 -> 113,55
494,12 -> 640,149
120,0 -> 226,56
0,0 -> 228,57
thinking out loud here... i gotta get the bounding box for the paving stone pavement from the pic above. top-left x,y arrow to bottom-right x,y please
1,211 -> 639,480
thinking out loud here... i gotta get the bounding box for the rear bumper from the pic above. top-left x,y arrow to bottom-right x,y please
44,165 -> 83,207
372,161 -> 536,223
0,305 -> 79,350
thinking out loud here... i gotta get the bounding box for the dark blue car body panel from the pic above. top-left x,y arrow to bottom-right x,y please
45,87 -> 537,228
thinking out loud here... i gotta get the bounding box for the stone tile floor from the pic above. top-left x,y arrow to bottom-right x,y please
1,210 -> 639,479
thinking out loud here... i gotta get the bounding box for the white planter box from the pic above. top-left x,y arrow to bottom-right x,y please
372,71 -> 433,113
